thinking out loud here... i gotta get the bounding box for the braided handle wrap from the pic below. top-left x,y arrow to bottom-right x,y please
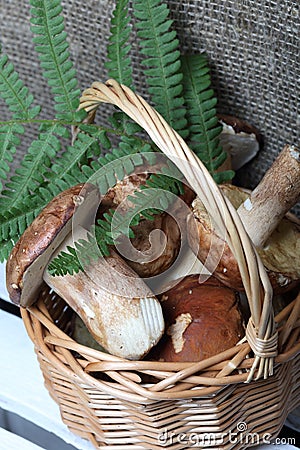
79,79 -> 277,382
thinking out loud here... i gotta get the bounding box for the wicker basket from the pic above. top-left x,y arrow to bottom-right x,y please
20,80 -> 300,449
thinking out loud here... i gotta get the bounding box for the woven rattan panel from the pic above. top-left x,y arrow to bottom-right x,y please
0,1 -> 299,213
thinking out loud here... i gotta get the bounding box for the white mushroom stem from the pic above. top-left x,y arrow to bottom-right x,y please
237,145 -> 300,248
43,228 -> 164,360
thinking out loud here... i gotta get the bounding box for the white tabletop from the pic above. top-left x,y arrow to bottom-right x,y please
0,427 -> 45,450
0,307 -> 94,450
0,262 -> 8,302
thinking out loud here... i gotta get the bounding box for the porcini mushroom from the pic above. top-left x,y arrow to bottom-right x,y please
6,183 -> 165,360
122,212 -> 181,277
188,145 -> 300,293
218,114 -> 262,170
148,275 -> 244,362
98,170 -> 194,279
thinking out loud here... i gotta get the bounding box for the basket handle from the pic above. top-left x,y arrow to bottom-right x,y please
79,79 -> 278,381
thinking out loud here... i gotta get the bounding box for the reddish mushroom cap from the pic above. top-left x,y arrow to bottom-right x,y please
149,275 -> 244,362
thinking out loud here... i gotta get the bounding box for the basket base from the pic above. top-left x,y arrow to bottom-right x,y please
39,353 -> 300,449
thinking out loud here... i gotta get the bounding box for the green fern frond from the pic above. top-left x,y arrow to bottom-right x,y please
48,230 -> 102,276
48,222 -> 117,277
181,54 -> 234,183
0,53 -> 41,120
0,124 -> 23,191
69,129 -> 147,191
105,0 -> 133,87
133,0 -> 187,137
0,178 -> 76,263
145,161 -> 184,194
48,167 -> 184,276
46,128 -> 107,185
47,247 -> 83,276
0,122 -> 67,208
75,134 -> 152,194
0,48 -> 41,191
105,0 -> 141,135
0,194 -> 46,261
88,146 -> 149,194
30,0 -> 80,121
0,123 -> 153,250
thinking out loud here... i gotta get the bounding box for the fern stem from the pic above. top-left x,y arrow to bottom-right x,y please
0,119 -> 140,139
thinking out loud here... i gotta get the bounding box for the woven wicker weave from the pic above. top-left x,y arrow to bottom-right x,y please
19,80 -> 300,449
22,295 -> 300,449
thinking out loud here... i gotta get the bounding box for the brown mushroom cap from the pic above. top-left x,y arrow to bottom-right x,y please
6,183 -> 100,306
101,172 -> 148,211
98,172 -> 195,279
188,184 -> 300,293
124,213 -> 181,277
148,275 -> 244,362
218,114 -> 262,170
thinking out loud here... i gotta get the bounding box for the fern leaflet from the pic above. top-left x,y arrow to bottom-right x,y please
46,129 -> 106,185
0,124 -> 23,192
0,194 -> 48,262
105,0 -> 133,88
0,48 -> 41,191
0,240 -> 15,263
105,0 -> 141,134
0,52 -> 41,120
0,122 -> 67,208
48,229 -> 103,276
30,0 -> 80,121
133,0 -> 187,137
181,54 -> 234,183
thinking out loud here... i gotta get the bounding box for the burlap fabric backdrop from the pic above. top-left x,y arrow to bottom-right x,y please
0,0 -> 299,214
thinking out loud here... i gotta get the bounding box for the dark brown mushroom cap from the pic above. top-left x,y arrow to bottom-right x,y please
218,114 -> 262,170
188,184 -> 300,293
148,275 -> 244,362
6,183 -> 100,306
218,114 -> 262,139
101,172 -> 148,211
